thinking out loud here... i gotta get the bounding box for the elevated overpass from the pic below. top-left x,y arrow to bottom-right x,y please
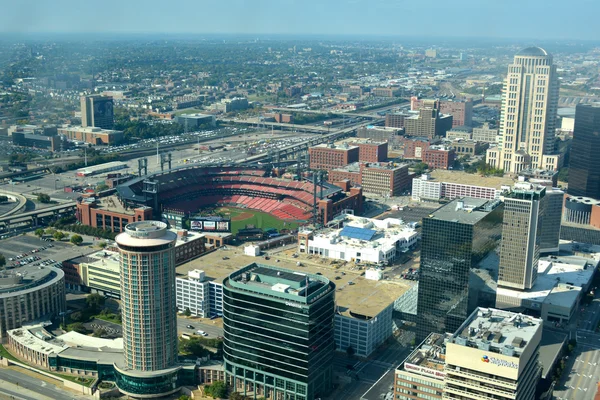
268,107 -> 384,119
0,202 -> 77,230
241,119 -> 383,164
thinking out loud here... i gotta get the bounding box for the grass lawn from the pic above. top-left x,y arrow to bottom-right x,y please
216,207 -> 300,234
93,313 -> 121,325
53,373 -> 94,387
0,345 -> 18,362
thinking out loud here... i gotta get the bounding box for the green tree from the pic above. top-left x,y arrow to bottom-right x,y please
96,184 -> 109,192
183,307 -> 192,317
70,311 -> 84,322
86,293 -> 106,311
99,242 -> 107,249
53,231 -> 65,241
0,254 -> 5,268
37,193 -> 51,203
68,322 -> 88,334
179,338 -> 210,358
412,162 -> 429,175
558,168 -> 568,183
93,328 -> 108,338
34,228 -> 45,237
178,396 -> 192,400
204,381 -> 227,399
70,234 -> 83,246
44,228 -> 56,235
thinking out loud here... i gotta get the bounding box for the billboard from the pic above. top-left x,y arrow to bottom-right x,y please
189,217 -> 231,232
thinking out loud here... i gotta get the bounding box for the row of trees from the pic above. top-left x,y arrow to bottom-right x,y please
34,228 -> 83,245
463,159 -> 504,176
55,224 -> 117,240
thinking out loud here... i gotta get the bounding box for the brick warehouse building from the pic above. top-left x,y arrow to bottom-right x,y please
422,146 -> 456,170
309,143 -> 360,171
350,141 -> 388,163
329,162 -> 411,197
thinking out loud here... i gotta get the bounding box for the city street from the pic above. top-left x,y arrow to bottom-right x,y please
176,317 -> 224,338
0,367 -> 92,400
328,335 -> 413,400
554,294 -> 600,400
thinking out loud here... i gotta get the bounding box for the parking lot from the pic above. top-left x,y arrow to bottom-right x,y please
0,234 -> 96,266
84,319 -> 122,338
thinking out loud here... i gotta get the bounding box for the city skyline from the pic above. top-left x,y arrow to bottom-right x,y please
2,0 -> 600,40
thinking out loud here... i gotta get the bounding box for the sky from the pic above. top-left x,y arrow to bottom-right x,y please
1,0 -> 599,40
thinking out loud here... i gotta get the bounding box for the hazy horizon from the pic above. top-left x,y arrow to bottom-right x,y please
2,0 -> 599,41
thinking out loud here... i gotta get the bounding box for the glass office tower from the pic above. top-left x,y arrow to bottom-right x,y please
223,264 -> 335,400
416,198 -> 503,341
569,104 -> 600,199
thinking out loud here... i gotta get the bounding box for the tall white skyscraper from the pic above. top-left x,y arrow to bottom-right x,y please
488,47 -> 559,174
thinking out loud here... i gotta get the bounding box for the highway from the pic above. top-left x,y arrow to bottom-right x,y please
0,367 -> 93,400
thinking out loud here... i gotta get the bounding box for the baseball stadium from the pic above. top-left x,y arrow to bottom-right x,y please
115,165 -> 364,231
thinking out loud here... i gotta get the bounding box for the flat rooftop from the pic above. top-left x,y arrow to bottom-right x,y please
450,308 -> 542,358
228,263 -> 329,300
177,244 -> 411,318
80,195 -> 137,215
0,265 -> 62,295
428,169 -> 514,188
311,143 -> 359,151
399,333 -> 447,376
494,254 -> 597,306
177,113 -> 214,119
428,197 -> 501,225
8,326 -> 66,355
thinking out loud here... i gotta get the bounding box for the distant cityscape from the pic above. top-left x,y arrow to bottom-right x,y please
0,33 -> 599,400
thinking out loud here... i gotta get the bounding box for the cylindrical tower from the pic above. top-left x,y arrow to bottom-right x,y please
116,221 -> 178,371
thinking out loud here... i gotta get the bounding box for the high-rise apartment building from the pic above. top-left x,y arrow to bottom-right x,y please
498,183 -> 546,290
568,104 -> 600,199
81,95 -> 114,129
223,263 -> 335,400
416,198 -> 504,340
495,47 -> 559,173
444,308 -> 542,400
115,221 -> 180,396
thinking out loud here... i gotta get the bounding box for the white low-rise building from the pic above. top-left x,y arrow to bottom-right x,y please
176,269 -> 223,318
298,215 -> 418,265
494,254 -> 598,325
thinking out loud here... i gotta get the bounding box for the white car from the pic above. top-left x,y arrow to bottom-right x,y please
197,330 -> 208,336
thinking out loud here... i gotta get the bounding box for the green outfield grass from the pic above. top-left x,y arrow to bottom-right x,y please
216,207 -> 301,234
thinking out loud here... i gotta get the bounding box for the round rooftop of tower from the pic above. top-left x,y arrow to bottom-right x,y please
516,46 -> 548,57
116,220 -> 177,248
